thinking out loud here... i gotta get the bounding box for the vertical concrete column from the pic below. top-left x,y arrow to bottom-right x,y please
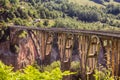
118,40 -> 120,76
58,33 -> 74,80
44,32 -> 53,65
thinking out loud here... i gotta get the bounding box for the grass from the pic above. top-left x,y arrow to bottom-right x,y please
69,0 -> 104,8
69,0 -> 120,7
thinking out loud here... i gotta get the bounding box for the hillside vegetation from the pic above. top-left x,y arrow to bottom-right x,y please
0,61 -> 74,80
69,0 -> 104,7
0,0 -> 120,30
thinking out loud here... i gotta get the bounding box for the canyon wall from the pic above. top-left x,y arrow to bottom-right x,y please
0,33 -> 37,69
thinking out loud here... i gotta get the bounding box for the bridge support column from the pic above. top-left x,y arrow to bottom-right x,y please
58,33 -> 74,80
85,35 -> 101,80
36,31 -> 53,65
118,40 -> 120,76
111,39 -> 119,76
44,32 -> 53,65
78,35 -> 89,80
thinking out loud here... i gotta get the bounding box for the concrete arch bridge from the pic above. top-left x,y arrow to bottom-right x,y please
0,26 -> 120,80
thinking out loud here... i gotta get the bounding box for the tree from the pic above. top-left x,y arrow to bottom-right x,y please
0,0 -> 5,7
10,0 -> 19,4
43,20 -> 49,26
107,4 -> 120,15
17,7 -> 29,19
3,0 -> 11,8
29,0 -> 35,6
40,11 -> 46,19
92,0 -> 104,4
114,0 -> 120,2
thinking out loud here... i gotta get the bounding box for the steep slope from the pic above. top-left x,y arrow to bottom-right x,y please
69,0 -> 120,6
69,0 -> 104,7
0,0 -> 120,30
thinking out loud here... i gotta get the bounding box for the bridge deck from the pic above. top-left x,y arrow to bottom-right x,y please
9,26 -> 120,38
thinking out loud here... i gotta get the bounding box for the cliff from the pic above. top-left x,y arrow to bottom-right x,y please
0,31 -> 37,69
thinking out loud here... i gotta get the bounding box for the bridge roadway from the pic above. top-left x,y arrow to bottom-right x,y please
4,26 -> 120,79
9,25 -> 120,38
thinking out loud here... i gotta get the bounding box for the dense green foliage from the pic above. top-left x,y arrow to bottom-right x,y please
0,0 -> 120,30
94,69 -> 115,80
0,60 -> 118,80
0,61 -> 74,80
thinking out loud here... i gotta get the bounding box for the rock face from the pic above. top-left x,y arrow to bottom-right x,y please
0,41 -> 17,67
0,37 -> 37,70
17,37 -> 37,69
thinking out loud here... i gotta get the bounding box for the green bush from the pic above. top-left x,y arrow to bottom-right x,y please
117,14 -> 120,20
106,4 -> 120,15
14,18 -> 23,25
70,61 -> 80,71
93,69 -> 114,80
13,18 -> 30,26
43,61 -> 60,72
0,61 -> 74,80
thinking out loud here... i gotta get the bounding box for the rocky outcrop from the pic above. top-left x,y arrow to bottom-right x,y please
17,37 -> 37,69
0,41 -> 17,67
0,36 -> 37,70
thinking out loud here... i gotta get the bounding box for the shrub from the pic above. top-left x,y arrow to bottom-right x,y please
43,61 -> 60,72
93,69 -> 114,80
92,0 -> 104,4
114,0 -> 120,2
106,4 -> 120,15
14,18 -> 23,25
70,61 -> 80,71
0,61 -> 74,80
117,14 -> 120,20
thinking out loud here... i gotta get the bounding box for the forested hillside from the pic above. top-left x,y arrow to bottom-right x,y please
0,0 -> 120,30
